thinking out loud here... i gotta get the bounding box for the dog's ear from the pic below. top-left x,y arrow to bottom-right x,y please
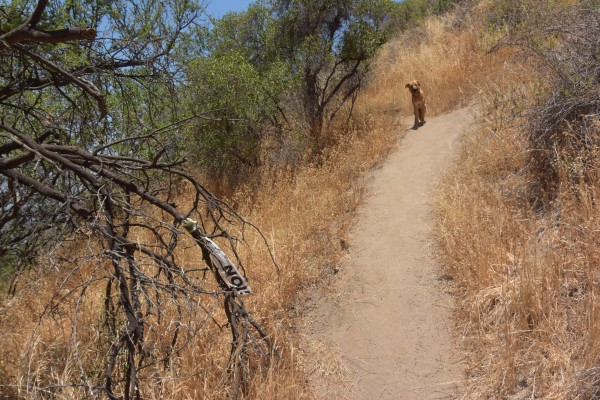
405,83 -> 410,88
416,80 -> 421,86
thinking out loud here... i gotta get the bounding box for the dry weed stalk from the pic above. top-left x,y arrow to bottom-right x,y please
0,53 -> 400,400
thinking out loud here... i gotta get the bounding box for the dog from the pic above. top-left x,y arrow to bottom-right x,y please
405,80 -> 426,129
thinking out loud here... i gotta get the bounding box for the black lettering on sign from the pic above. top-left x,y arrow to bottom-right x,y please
202,237 -> 252,294
230,276 -> 244,287
223,264 -> 236,277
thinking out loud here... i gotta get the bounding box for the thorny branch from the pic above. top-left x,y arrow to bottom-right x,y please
0,1 -> 277,399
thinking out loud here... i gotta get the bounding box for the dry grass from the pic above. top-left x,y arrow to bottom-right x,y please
0,73 -> 398,400
0,115 -> 396,400
358,11 -> 487,122
437,85 -> 600,399
434,2 -> 600,398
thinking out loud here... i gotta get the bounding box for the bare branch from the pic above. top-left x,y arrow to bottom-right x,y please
13,45 -> 107,117
0,2 -> 278,398
27,0 -> 49,28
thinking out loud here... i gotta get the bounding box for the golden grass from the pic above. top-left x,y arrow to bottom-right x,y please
359,13 -> 486,121
434,2 -> 600,396
0,84 -> 398,400
436,85 -> 600,398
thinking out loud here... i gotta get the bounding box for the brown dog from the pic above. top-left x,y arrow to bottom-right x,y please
405,80 -> 426,129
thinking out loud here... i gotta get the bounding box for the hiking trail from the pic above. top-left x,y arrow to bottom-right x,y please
304,107 -> 473,399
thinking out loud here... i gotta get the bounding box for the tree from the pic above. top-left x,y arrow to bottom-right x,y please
185,0 -> 397,175
185,3 -> 297,179
0,1 -> 274,398
272,0 -> 396,147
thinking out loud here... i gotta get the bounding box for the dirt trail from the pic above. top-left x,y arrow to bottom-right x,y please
305,107 -> 473,399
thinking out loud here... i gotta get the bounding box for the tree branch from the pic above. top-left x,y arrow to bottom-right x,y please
322,59 -> 362,108
0,0 -> 96,46
2,26 -> 97,46
13,44 -> 107,117
27,0 -> 49,28
0,167 -> 91,220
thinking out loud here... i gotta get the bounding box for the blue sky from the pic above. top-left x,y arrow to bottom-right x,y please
204,0 -> 255,18
204,0 -> 405,19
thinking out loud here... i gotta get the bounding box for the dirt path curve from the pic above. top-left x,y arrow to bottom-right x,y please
305,107 -> 473,399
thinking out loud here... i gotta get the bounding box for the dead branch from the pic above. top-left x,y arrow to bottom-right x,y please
0,1 -> 277,399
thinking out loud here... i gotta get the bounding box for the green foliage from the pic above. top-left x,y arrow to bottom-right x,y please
0,1 -> 28,30
0,255 -> 16,292
202,2 -> 278,65
185,0 -> 404,172
186,49 -> 295,174
431,0 -> 459,14
341,0 -> 395,60
184,2 -> 302,176
0,0 -> 203,281
394,0 -> 429,27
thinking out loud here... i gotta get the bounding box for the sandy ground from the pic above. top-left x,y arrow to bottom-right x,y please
303,108 -> 474,399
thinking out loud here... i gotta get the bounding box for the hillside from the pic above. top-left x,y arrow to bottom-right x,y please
1,0 -> 599,399
304,0 -> 600,398
434,1 -> 600,398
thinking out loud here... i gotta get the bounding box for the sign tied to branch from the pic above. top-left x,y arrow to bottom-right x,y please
182,218 -> 252,295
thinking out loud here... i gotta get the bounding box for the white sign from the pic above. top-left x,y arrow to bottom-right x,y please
182,218 -> 252,294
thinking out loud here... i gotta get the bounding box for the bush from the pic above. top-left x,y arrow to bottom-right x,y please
487,1 -> 600,206
186,51 -> 294,178
525,4 -> 600,205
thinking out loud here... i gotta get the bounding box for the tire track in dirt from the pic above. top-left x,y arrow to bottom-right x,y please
304,107 -> 473,399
